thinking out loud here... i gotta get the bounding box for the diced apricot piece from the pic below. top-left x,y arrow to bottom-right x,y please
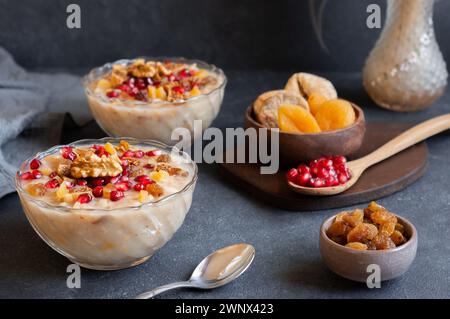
307,93 -> 328,115
278,104 -> 321,134
156,87 -> 167,99
151,170 -> 168,182
315,99 -> 356,131
104,142 -> 116,155
148,86 -> 157,99
138,190 -> 149,203
96,79 -> 111,90
190,86 -> 201,97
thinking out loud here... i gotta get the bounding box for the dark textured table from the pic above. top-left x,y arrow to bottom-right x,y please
1,71 -> 449,299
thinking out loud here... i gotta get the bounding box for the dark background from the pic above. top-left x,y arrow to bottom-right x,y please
1,0 -> 449,72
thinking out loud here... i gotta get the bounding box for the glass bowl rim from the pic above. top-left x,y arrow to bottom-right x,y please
15,137 -> 198,213
82,56 -> 227,108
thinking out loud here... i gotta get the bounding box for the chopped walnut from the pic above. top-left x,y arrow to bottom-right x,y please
57,162 -> 71,177
129,59 -> 156,78
110,64 -> 128,87
156,154 -> 171,163
70,150 -> 123,178
146,183 -> 164,198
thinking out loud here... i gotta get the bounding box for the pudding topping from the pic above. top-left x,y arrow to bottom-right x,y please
95,59 -> 219,102
19,141 -> 190,208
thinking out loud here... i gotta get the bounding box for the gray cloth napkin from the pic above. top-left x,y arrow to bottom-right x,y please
0,48 -> 92,198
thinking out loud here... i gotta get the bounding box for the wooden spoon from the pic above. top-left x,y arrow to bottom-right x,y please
289,114 -> 450,196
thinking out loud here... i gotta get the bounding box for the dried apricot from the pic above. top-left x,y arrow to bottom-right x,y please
307,93 -> 328,115
345,242 -> 368,250
342,209 -> 364,227
314,99 -> 356,131
372,234 -> 396,250
347,223 -> 378,243
390,230 -> 406,246
278,104 -> 321,134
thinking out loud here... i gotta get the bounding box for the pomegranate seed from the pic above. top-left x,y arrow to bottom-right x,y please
122,151 -> 134,158
333,155 -> 347,165
49,172 -> 58,178
172,86 -> 185,95
29,159 -> 41,170
115,181 -> 130,191
92,186 -> 104,198
134,150 -> 144,158
61,147 -> 77,161
20,172 -> 34,180
313,179 -> 325,188
338,173 -> 348,184
91,178 -> 105,187
317,167 -> 330,179
133,183 -> 145,191
120,175 -> 129,182
121,159 -> 129,168
168,74 -> 176,82
77,180 -> 88,186
126,77 -> 136,87
106,175 -> 121,184
286,169 -> 298,183
319,158 -> 333,168
136,78 -> 147,90
297,165 -> 310,174
106,90 -> 119,98
31,170 -> 42,179
144,164 -> 155,170
77,193 -> 93,204
297,173 -> 312,186
110,190 -> 124,201
117,84 -> 131,92
146,150 -> 161,157
134,175 -> 151,184
145,77 -> 153,86
128,87 -> 139,97
45,179 -> 60,189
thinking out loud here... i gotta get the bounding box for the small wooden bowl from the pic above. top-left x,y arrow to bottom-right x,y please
244,104 -> 366,167
319,214 -> 418,282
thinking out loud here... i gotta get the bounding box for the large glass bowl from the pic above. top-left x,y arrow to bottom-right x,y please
82,57 -> 227,146
15,138 -> 198,270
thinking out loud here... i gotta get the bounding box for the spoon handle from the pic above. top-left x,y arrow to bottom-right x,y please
134,281 -> 193,299
355,114 -> 450,170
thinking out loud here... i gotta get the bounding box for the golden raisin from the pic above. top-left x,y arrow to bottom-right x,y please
390,230 -> 406,246
27,183 -> 46,197
342,209 -> 364,227
379,218 -> 397,236
370,209 -> 396,225
146,183 -> 164,198
372,234 -> 396,250
395,223 -> 405,234
347,223 -> 378,243
326,221 -> 351,238
345,242 -> 368,250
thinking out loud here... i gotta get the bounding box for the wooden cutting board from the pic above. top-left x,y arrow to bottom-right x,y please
219,123 -> 428,211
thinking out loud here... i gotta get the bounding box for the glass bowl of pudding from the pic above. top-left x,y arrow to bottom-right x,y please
82,57 -> 227,146
15,138 -> 198,270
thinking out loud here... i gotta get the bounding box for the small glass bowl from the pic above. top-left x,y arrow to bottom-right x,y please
82,57 -> 227,146
15,138 -> 198,270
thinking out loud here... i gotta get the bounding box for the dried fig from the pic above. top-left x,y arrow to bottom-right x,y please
284,73 -> 337,101
253,90 -> 309,128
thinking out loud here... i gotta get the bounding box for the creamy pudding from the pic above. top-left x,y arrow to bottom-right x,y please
16,138 -> 197,270
83,58 -> 226,145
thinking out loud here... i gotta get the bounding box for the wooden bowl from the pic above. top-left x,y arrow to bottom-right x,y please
244,104 -> 366,167
319,214 -> 418,283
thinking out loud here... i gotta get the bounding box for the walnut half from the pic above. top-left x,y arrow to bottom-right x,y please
70,150 -> 123,179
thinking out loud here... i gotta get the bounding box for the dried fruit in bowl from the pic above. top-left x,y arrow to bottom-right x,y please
278,104 -> 321,134
326,202 -> 409,250
315,99 -> 356,131
253,90 -> 309,128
